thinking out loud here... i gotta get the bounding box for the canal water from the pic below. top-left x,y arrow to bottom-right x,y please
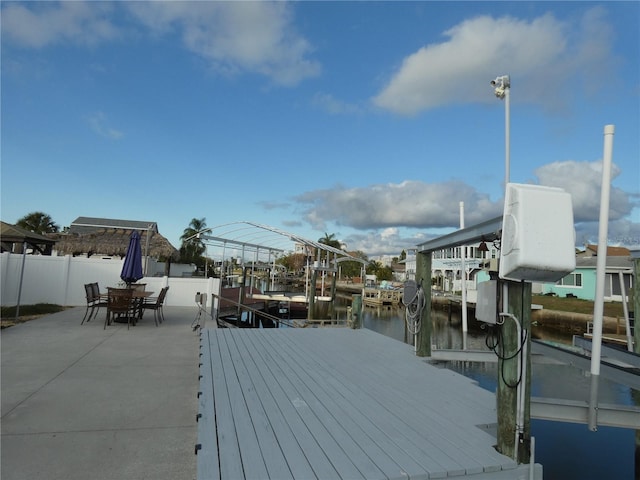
349,302 -> 638,480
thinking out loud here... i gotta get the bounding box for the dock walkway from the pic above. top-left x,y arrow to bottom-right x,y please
197,328 -> 541,479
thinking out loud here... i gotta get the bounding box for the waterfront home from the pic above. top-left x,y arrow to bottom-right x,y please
540,254 -> 633,302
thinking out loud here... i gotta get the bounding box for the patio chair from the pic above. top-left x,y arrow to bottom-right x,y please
81,283 -> 96,325
90,283 -> 108,321
105,287 -> 136,330
141,286 -> 169,326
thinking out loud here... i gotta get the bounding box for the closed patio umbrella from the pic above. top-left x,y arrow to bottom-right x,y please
120,231 -> 143,285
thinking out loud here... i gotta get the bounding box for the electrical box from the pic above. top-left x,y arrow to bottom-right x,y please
476,280 -> 498,324
499,183 -> 575,282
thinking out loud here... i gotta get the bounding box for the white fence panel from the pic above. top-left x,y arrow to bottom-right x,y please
1,253 -> 220,307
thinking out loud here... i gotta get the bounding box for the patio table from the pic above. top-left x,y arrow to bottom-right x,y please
108,289 -> 154,325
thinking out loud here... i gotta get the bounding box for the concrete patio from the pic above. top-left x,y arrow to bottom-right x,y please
1,305 -> 204,480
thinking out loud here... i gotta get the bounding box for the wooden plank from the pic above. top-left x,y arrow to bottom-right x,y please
227,331 -> 340,480
222,331 -> 295,480
323,330 -> 514,470
250,330 -> 432,480
237,329 -> 366,480
275,329 -> 463,476
244,330 -> 391,480
216,330 -> 270,480
197,330 -> 220,479
230,332 -> 318,480
208,332 -> 245,479
280,329 -> 516,474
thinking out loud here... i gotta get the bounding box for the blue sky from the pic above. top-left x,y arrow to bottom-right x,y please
2,1 -> 639,257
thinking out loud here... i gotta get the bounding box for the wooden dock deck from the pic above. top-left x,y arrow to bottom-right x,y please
197,328 -> 540,479
363,287 -> 402,306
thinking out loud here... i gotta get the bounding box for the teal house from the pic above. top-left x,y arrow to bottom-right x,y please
539,246 -> 633,302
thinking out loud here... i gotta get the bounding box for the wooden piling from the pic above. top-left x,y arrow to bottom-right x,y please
496,280 -> 532,463
351,294 -> 362,329
415,251 -> 432,357
308,268 -> 318,320
330,268 -> 338,320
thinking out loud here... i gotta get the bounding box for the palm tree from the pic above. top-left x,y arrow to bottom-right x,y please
180,218 -> 207,265
16,212 -> 59,234
318,232 -> 343,262
318,232 -> 341,248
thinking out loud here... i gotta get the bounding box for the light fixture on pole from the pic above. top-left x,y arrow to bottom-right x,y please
491,74 -> 510,190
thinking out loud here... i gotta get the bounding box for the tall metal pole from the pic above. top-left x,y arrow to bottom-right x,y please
494,74 -> 512,365
15,241 -> 27,319
504,85 -> 511,188
503,82 -> 511,348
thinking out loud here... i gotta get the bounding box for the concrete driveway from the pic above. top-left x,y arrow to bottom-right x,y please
1,306 -> 203,480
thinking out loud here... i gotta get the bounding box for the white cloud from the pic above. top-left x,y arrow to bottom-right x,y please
2,2 -> 320,87
533,160 -> 633,222
87,111 -> 123,140
341,230 -> 419,257
292,158 -> 639,254
295,180 -> 502,230
373,8 -> 615,115
1,2 -> 119,48
311,92 -> 363,115
126,2 -> 320,86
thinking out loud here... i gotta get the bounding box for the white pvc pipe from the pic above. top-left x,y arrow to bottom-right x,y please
459,201 -> 468,334
590,125 -> 615,377
588,125 -> 614,431
529,436 -> 535,480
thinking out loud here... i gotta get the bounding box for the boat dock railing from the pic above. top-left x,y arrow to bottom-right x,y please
212,291 -> 296,329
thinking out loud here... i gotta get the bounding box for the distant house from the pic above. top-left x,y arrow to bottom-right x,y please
541,246 -> 633,302
48,216 -> 179,262
577,244 -> 631,258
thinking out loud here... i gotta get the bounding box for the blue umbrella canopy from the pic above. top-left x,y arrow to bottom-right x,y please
120,230 -> 144,284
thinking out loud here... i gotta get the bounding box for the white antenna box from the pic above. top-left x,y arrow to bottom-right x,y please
499,183 -> 575,282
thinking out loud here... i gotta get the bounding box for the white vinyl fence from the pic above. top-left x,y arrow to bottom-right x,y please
0,252 -> 220,308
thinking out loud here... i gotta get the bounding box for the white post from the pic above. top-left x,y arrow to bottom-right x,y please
618,271 -> 633,352
588,124 -> 615,430
504,86 -> 510,188
459,202 -> 468,334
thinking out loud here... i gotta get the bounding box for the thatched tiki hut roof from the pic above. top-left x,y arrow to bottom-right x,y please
48,228 -> 180,261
